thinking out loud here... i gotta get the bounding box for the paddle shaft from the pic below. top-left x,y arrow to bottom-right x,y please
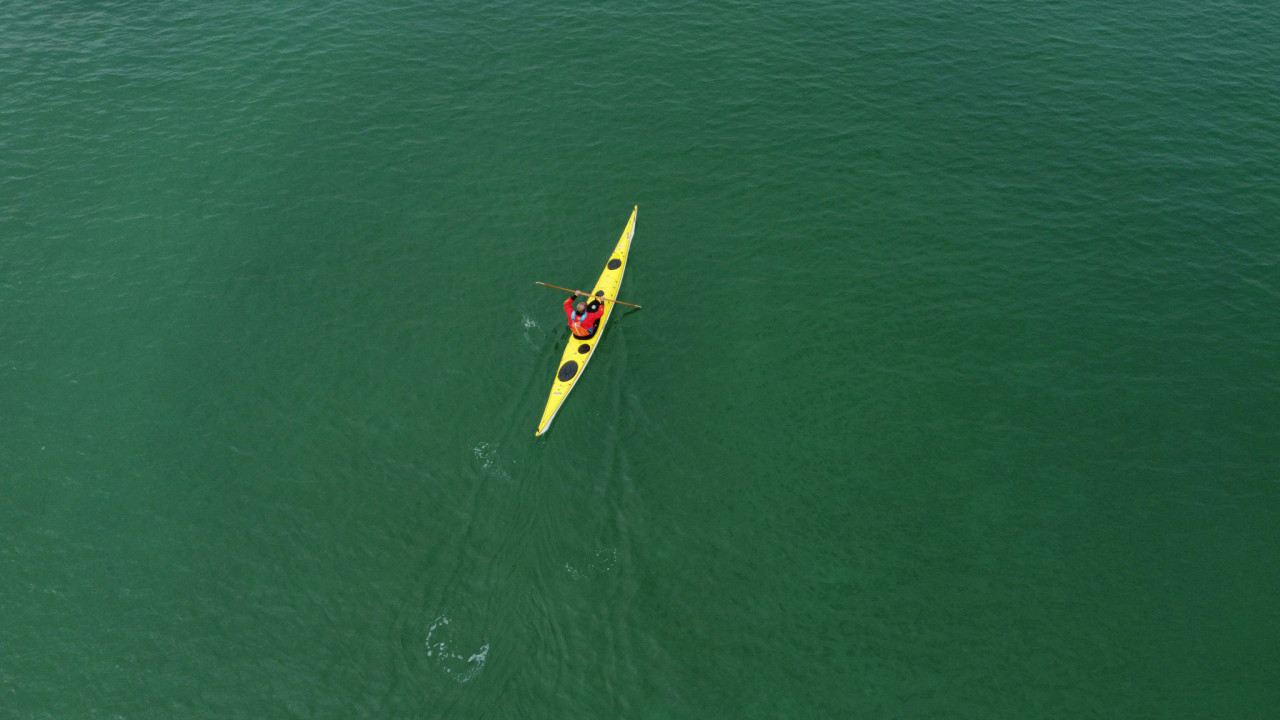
536,282 -> 642,309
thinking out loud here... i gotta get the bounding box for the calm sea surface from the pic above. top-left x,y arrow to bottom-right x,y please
3,1 -> 1278,717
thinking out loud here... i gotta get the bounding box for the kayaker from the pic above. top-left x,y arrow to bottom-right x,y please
564,292 -> 605,339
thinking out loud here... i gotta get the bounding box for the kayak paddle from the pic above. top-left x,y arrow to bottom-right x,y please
535,282 -> 642,309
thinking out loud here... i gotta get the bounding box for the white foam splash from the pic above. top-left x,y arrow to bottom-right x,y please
521,314 -> 547,350
565,547 -> 618,581
472,442 -> 511,480
425,615 -> 489,683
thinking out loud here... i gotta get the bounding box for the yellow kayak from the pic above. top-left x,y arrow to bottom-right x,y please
535,206 -> 637,436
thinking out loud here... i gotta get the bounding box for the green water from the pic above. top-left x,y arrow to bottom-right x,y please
3,1 -> 1278,717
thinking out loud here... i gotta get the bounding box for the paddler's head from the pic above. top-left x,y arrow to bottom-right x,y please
575,300 -> 588,313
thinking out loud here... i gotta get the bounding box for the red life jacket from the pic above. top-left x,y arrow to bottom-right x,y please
564,297 -> 604,337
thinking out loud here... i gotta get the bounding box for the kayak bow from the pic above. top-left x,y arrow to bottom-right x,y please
534,206 -> 637,436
